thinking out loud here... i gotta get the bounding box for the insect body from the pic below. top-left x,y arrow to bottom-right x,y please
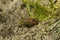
23,18 -> 39,28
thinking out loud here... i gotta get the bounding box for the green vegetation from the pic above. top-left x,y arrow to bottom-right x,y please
22,0 -> 60,21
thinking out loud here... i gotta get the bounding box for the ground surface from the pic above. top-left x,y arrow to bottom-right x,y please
0,0 -> 60,40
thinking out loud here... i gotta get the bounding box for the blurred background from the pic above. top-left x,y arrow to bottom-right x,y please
0,0 -> 60,40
